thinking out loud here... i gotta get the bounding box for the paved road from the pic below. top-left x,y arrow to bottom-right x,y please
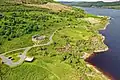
0,30 -> 57,67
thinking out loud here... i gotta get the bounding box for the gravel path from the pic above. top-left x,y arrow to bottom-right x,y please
0,30 -> 57,67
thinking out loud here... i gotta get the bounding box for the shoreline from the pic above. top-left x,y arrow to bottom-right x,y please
94,17 -> 110,53
85,56 -> 115,80
84,16 -> 111,80
84,16 -> 110,59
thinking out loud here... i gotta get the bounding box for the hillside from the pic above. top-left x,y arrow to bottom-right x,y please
62,1 -> 120,9
0,0 -> 55,4
0,0 -> 109,80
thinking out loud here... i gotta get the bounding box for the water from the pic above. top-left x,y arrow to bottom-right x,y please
79,7 -> 120,80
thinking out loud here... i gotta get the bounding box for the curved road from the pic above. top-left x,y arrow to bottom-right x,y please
0,30 -> 57,67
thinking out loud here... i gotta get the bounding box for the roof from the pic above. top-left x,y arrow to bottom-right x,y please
32,35 -> 46,40
37,36 -> 46,40
25,57 -> 34,62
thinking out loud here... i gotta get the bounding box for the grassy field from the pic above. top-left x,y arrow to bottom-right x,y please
0,0 -> 109,80
1,57 -> 80,80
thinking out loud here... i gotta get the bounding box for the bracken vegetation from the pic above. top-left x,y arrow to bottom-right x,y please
0,0 -> 109,80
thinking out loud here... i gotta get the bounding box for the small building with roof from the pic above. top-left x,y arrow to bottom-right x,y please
32,35 -> 46,42
25,56 -> 34,62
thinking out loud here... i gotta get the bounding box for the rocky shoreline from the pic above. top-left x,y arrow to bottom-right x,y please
84,16 -> 110,59
94,16 -> 110,53
84,16 -> 111,80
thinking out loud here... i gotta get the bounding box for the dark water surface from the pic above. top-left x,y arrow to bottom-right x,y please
80,7 -> 120,80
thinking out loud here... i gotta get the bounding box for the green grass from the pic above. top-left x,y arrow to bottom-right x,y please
0,1 -> 109,80
1,57 -> 80,80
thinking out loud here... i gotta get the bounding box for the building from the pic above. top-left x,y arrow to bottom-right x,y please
32,35 -> 46,42
25,57 -> 34,62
